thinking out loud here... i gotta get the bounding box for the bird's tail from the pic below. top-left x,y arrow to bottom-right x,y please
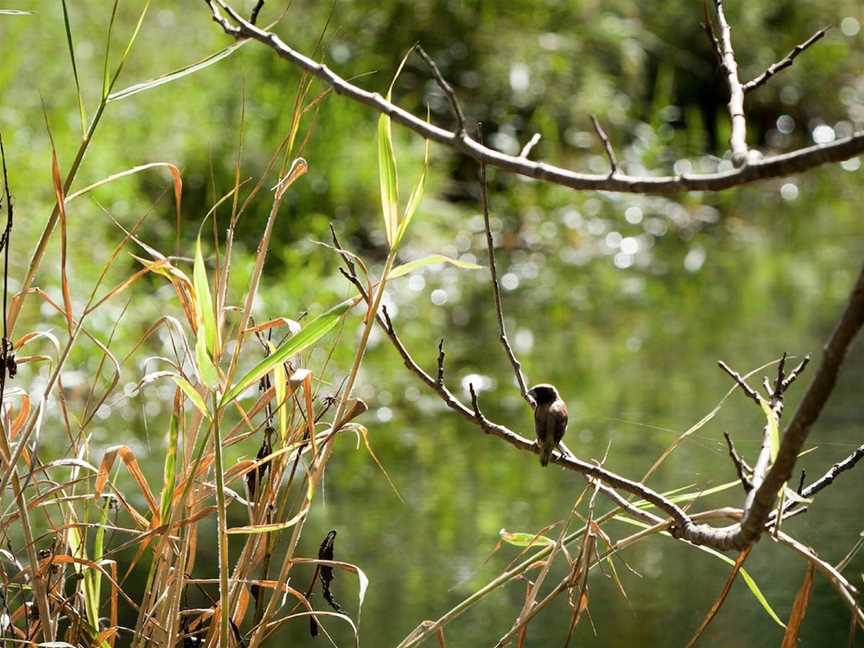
539,444 -> 552,467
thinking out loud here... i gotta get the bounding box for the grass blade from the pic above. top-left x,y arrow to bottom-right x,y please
377,114 -> 399,247
221,297 -> 356,406
108,40 -> 249,103
389,254 -> 482,279
780,563 -> 815,648
61,0 -> 87,134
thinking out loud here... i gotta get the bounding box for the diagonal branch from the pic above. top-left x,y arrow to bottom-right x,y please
743,27 -> 829,92
205,0 -> 864,195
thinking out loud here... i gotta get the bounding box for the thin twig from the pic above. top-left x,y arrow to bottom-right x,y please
743,28 -> 829,92
722,432 -> 753,492
205,0 -> 864,194
436,339 -> 445,387
590,115 -> 617,175
801,444 -> 864,499
479,157 -> 531,403
249,0 -> 264,24
415,45 -> 466,133
519,133 -> 541,159
717,360 -> 760,404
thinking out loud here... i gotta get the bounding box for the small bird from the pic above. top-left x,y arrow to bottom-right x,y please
528,384 -> 568,467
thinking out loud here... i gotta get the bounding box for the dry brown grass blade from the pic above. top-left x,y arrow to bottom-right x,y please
781,562 -> 815,648
49,146 -> 74,334
94,445 -> 160,520
685,545 -> 754,648
45,554 -> 140,611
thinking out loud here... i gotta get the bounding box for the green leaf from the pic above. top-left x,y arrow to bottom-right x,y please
613,515 -> 785,628
377,114 -> 399,247
61,0 -> 87,134
159,402 -> 180,520
499,529 -> 555,548
194,233 -> 219,356
108,39 -> 248,102
172,375 -> 210,419
195,330 -> 219,388
221,298 -> 355,407
759,397 -> 780,462
395,131 -> 430,248
389,254 -> 483,279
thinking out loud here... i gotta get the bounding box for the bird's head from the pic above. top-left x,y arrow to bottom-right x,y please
527,384 -> 560,406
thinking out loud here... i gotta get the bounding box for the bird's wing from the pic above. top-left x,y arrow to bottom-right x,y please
550,401 -> 568,445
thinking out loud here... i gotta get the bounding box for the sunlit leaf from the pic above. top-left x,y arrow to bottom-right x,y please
377,114 -> 399,247
499,529 -> 555,548
194,233 -> 219,356
172,375 -> 210,420
389,254 -> 482,279
221,297 -> 356,406
108,39 -> 249,102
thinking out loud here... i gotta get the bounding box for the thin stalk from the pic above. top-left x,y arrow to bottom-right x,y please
247,252 -> 396,647
212,392 -> 231,646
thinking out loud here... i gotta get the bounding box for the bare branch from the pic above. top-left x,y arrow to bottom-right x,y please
415,45 -> 467,134
717,360 -> 760,404
801,443 -> 864,499
713,0 -> 750,166
205,1 -> 864,195
735,261 -> 864,547
723,432 -> 753,492
590,115 -> 618,176
744,28 -> 829,92
479,158 -> 532,403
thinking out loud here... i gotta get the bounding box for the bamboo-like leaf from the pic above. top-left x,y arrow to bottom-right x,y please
377,114 -> 399,247
395,120 -> 431,248
389,254 -> 482,279
195,331 -> 219,388
172,375 -> 210,420
194,233 -> 219,356
221,297 -> 356,406
108,39 -> 249,102
499,529 -> 556,548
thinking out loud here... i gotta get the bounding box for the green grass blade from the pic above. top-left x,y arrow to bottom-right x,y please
159,398 -> 180,520
172,375 -> 210,419
221,297 -> 355,407
108,39 -> 248,103
193,233 -> 219,356
61,0 -> 87,134
389,254 -> 482,280
105,0 -> 151,95
377,114 -> 399,247
101,0 -> 120,98
613,515 -> 785,628
499,529 -> 555,548
395,111 -> 431,248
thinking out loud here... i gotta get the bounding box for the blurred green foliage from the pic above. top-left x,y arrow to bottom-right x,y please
2,0 -> 864,645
